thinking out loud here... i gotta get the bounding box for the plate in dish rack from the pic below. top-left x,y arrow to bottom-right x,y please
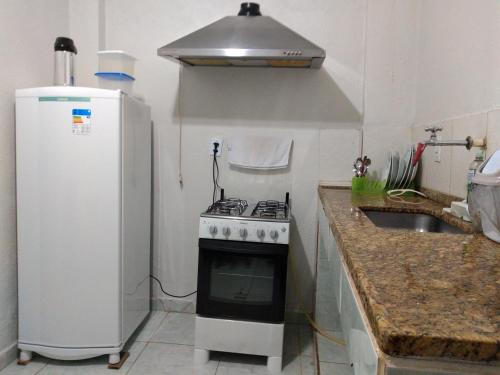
398,147 -> 412,189
388,151 -> 400,189
381,153 -> 392,189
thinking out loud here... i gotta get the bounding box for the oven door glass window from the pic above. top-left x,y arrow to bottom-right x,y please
210,254 -> 274,304
197,239 -> 288,323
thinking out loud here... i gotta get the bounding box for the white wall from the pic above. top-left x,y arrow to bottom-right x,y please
415,0 -> 500,124
0,0 -> 68,369
362,0 -> 420,176
97,0 -> 367,312
412,0 -> 500,198
68,0 -> 103,88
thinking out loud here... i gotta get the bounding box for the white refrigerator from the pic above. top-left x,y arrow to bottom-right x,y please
15,87 -> 151,365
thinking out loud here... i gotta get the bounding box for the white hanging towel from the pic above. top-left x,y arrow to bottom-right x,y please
228,135 -> 293,169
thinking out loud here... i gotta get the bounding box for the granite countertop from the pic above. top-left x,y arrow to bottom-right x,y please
318,186 -> 499,363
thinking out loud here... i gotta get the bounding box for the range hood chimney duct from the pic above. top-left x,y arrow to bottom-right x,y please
238,3 -> 262,16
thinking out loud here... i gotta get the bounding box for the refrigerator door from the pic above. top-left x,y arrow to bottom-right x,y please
16,87 -> 122,349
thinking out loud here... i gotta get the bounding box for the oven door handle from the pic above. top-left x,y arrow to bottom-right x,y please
198,238 -> 288,256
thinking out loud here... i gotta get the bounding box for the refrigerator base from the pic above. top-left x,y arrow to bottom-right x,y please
18,343 -> 123,363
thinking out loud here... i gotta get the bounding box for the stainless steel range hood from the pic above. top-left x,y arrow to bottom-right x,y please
157,3 -> 325,68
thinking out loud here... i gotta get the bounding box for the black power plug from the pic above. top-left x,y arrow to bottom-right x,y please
213,142 -> 220,155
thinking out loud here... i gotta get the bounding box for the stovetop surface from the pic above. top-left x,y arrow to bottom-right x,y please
202,198 -> 290,222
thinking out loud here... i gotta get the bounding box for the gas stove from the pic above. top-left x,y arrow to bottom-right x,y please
196,192 -> 290,372
199,194 -> 290,244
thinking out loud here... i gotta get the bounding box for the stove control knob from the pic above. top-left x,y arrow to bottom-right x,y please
209,225 -> 218,235
257,229 -> 265,239
281,227 -> 287,232
270,230 -> 279,240
222,227 -> 231,236
239,228 -> 248,238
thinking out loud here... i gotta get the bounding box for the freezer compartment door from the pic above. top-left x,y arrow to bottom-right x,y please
16,93 -> 122,348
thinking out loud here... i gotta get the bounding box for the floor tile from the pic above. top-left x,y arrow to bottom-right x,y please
215,352 -> 268,375
159,298 -> 196,314
319,361 -> 353,375
37,340 -> 146,375
127,342 -> 217,375
151,312 -> 195,346
300,355 -> 316,375
316,331 -> 349,364
0,355 -> 48,375
215,352 -> 304,375
134,311 -> 168,342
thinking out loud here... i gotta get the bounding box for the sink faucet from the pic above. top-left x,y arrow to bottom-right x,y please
423,126 -> 476,149
411,126 -> 486,166
424,126 -> 441,145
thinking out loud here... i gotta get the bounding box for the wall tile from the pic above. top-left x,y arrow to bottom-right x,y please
486,109 -> 500,158
415,1 -> 500,125
413,121 -> 453,195
413,110 -> 498,198
150,313 -> 195,346
362,126 -> 412,179
319,128 -> 361,184
134,311 -> 167,342
449,113 -> 487,198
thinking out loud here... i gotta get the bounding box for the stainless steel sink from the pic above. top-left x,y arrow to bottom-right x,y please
361,209 -> 464,234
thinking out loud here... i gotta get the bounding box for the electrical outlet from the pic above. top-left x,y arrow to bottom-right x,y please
209,137 -> 223,157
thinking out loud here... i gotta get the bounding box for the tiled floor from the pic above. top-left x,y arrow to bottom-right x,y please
0,312 -> 319,375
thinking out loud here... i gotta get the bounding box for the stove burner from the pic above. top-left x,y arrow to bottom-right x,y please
252,200 -> 288,219
206,198 -> 248,216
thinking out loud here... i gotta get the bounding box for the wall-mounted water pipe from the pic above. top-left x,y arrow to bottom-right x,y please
412,126 -> 486,166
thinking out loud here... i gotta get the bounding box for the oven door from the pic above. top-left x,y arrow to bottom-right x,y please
197,238 -> 288,323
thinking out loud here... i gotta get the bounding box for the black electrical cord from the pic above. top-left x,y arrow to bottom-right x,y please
214,153 -> 222,190
212,144 -> 223,204
150,275 -> 197,298
212,153 -> 217,204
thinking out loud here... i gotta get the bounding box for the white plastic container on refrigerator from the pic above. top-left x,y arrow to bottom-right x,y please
15,86 -> 151,365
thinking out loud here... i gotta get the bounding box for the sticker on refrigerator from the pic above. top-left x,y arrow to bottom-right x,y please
72,109 -> 91,135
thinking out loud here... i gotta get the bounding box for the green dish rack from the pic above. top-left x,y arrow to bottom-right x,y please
351,177 -> 386,195
351,177 -> 417,195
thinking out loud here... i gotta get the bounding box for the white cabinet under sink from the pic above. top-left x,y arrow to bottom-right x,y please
316,202 -> 378,375
316,202 -> 342,332
340,265 -> 378,375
